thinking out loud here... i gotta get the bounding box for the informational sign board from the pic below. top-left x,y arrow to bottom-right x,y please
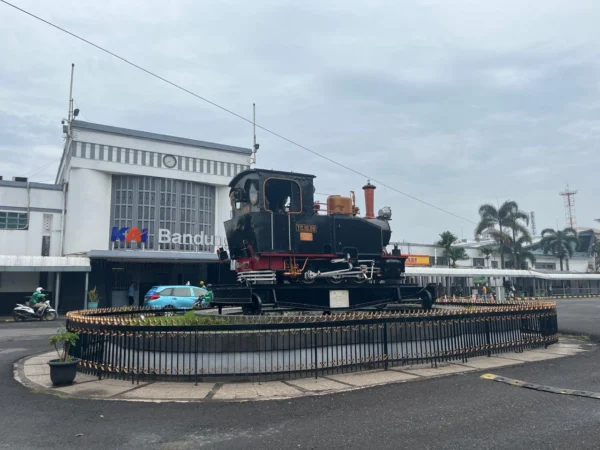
329,290 -> 350,308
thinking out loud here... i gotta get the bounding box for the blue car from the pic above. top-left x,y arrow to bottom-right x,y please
144,285 -> 207,311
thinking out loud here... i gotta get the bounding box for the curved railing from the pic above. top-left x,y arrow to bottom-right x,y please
66,302 -> 558,383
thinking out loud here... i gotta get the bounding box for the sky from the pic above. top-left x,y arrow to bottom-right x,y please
1,0 -> 599,244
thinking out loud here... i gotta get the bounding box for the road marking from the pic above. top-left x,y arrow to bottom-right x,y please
481,373 -> 600,400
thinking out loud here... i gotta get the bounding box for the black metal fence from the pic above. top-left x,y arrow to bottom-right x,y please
66,303 -> 558,384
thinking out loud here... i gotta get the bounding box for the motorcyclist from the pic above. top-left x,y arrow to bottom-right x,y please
30,287 -> 48,315
200,286 -> 213,308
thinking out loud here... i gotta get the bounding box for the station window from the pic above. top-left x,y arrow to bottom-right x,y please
0,212 -> 28,230
264,178 -> 302,213
472,258 -> 485,267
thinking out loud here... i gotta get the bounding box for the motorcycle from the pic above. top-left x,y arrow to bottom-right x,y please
13,299 -> 58,321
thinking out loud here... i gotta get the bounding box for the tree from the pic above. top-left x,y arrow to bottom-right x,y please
475,201 -> 516,269
507,235 -> 536,269
479,246 -> 496,267
539,227 -> 579,271
475,201 -> 531,269
436,231 -> 458,266
447,247 -> 469,268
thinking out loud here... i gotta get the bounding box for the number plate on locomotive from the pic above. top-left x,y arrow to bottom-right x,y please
296,224 -> 317,233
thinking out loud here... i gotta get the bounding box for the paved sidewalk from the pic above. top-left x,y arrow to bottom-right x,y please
14,340 -> 592,403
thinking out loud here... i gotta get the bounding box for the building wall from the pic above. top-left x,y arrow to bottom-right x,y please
63,168 -> 112,255
0,272 -> 39,293
0,182 -> 64,257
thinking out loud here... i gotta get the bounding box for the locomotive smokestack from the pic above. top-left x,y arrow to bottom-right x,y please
362,181 -> 376,219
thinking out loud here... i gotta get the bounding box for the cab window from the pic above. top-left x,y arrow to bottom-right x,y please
264,178 -> 302,214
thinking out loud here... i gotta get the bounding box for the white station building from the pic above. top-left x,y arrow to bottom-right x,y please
0,120 -> 251,313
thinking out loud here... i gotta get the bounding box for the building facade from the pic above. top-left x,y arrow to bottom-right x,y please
0,179 -> 91,314
53,120 -> 252,310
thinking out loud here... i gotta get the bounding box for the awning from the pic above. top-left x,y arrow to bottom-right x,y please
0,255 -> 91,272
86,250 -> 219,263
405,267 -> 538,278
538,273 -> 600,281
405,267 -> 600,281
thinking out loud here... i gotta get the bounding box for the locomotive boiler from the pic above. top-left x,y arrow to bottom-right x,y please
222,168 -> 408,285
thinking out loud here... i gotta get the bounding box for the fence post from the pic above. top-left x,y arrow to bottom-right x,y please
485,319 -> 491,357
314,328 -> 319,379
383,322 -> 389,370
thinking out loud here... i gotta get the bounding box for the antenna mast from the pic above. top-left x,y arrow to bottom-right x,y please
68,63 -> 75,123
530,211 -> 536,235
559,184 -> 578,229
250,103 -> 259,165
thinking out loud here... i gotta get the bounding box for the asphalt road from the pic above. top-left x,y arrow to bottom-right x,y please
555,298 -> 600,338
0,300 -> 599,450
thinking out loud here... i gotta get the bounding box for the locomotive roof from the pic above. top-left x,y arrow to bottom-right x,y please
228,168 -> 316,187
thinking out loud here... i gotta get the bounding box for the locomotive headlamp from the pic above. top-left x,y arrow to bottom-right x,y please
249,183 -> 258,205
378,206 -> 392,220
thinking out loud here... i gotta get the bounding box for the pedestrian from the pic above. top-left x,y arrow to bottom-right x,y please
548,285 -> 553,297
482,283 -> 487,300
128,282 -> 136,306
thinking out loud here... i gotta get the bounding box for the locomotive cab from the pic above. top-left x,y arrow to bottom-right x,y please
228,170 -> 315,217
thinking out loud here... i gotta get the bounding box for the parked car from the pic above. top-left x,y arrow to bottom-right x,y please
144,285 -> 207,311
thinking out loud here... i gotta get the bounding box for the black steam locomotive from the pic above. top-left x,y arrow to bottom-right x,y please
222,168 -> 407,285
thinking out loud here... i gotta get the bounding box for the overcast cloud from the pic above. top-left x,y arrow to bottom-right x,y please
1,0 -> 599,243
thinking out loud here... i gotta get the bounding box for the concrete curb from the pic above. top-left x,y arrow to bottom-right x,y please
13,340 -> 594,403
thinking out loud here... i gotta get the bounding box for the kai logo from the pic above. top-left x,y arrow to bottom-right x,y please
110,226 -> 149,243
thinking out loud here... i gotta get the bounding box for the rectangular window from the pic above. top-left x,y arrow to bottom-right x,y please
472,258 -> 485,267
535,262 -> 556,270
434,257 -> 449,267
111,175 -> 215,252
0,211 -> 28,229
172,287 -> 192,297
491,261 -> 499,269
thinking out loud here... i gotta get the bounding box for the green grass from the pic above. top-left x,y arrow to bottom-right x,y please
136,310 -> 231,326
557,332 -> 591,341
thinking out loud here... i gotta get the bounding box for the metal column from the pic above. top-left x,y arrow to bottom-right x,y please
84,271 -> 89,309
55,273 -> 61,312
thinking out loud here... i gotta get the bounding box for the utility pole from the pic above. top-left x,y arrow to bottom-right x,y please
250,103 -> 259,165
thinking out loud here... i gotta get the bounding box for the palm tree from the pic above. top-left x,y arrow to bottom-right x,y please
436,231 -> 458,267
475,201 -> 528,269
539,228 -> 579,271
507,235 -> 536,269
479,246 -> 496,267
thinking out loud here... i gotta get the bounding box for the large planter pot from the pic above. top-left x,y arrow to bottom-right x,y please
48,358 -> 80,386
87,302 -> 99,309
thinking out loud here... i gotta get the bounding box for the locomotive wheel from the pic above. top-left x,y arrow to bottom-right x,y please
349,275 -> 367,284
327,275 -> 344,284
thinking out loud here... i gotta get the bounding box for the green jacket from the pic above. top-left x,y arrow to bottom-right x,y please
31,291 -> 46,304
203,291 -> 213,303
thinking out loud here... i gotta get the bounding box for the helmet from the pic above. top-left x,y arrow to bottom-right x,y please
199,281 -> 205,286
36,287 -> 43,293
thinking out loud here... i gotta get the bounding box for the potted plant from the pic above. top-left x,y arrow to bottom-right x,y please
87,286 -> 101,309
47,327 -> 80,386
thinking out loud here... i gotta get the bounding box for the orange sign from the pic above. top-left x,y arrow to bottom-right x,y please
404,255 -> 430,266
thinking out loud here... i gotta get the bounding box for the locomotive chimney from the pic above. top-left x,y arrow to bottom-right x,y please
362,181 -> 376,219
